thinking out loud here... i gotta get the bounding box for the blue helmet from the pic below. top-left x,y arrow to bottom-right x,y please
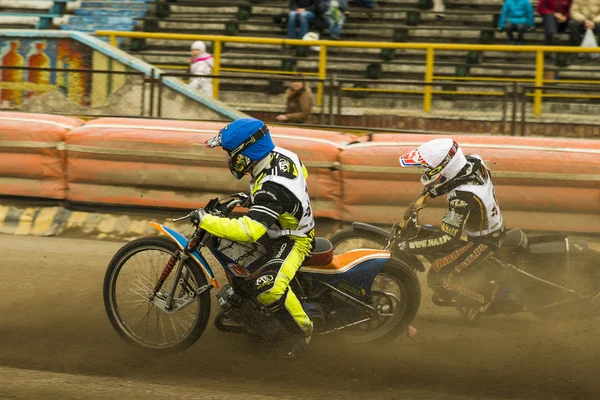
205,118 -> 275,179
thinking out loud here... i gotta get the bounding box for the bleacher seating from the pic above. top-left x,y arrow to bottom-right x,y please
3,0 -> 600,116
0,0 -> 76,28
61,0 -> 155,44
119,0 -> 600,112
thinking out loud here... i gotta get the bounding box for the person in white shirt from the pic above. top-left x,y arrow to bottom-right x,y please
188,41 -> 214,97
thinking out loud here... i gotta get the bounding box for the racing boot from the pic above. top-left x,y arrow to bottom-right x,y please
283,334 -> 311,359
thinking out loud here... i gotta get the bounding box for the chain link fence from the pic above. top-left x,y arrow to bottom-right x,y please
0,66 -> 146,117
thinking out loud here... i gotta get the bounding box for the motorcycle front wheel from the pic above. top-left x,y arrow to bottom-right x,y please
103,236 -> 212,352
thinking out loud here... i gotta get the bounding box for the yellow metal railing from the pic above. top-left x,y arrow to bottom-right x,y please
96,31 -> 600,115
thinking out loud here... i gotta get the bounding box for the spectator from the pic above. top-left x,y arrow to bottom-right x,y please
498,0 -> 535,44
353,0 -> 376,8
538,0 -> 572,45
289,0 -> 319,39
324,0 -> 348,39
567,0 -> 600,45
188,41 -> 214,97
275,74 -> 313,124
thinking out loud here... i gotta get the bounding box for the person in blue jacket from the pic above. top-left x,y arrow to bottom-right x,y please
497,0 -> 536,44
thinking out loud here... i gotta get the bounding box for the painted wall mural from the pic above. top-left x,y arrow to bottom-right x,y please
0,38 -> 92,106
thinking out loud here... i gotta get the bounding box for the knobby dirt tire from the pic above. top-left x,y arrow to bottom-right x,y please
369,259 -> 421,344
343,258 -> 421,345
329,228 -> 389,254
103,236 -> 212,353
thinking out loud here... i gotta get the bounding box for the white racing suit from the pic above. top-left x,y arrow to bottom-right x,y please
199,147 -> 315,337
404,156 -> 506,306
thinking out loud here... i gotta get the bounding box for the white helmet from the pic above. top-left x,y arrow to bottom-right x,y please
399,138 -> 468,195
191,41 -> 206,52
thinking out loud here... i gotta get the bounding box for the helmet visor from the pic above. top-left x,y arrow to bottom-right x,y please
399,149 -> 428,168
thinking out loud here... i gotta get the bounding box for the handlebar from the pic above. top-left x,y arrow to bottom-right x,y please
172,211 -> 195,223
395,189 -> 430,241
171,194 -> 248,223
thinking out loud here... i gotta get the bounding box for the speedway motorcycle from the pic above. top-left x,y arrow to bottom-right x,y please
330,190 -> 600,320
103,194 -> 420,352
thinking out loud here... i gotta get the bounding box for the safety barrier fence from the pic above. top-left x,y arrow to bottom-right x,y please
0,65 -> 148,116
159,72 -> 515,131
519,85 -> 600,135
95,31 -> 600,116
1,111 -> 599,234
2,66 -> 596,136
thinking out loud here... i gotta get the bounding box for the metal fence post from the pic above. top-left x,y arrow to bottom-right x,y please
327,74 -> 335,126
520,85 -> 527,136
534,50 -> 544,116
319,76 -> 326,125
336,80 -> 343,126
157,73 -> 163,118
212,40 -> 222,100
149,68 -> 155,117
510,81 -> 518,136
501,84 -> 508,135
423,47 -> 434,112
317,44 -> 327,107
140,72 -> 146,117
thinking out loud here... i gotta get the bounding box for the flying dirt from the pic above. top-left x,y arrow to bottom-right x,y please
0,234 -> 598,400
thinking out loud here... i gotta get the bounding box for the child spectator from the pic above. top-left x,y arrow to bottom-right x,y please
275,74 -> 314,124
567,0 -> 600,45
289,0 -> 319,39
538,0 -> 572,45
498,0 -> 535,44
324,0 -> 348,39
188,41 -> 214,97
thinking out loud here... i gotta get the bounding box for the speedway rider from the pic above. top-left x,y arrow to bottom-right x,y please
397,138 -> 506,319
193,118 -> 314,354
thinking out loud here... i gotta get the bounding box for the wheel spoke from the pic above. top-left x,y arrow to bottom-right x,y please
344,272 -> 407,342
107,243 -> 204,349
136,303 -> 154,334
129,287 -> 150,300
169,314 -> 181,339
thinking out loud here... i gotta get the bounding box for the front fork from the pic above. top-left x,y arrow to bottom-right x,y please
165,252 -> 191,310
154,235 -> 202,310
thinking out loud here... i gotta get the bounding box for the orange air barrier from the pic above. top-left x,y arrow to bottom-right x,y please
65,119 -> 354,219
339,134 -> 600,233
0,112 -> 83,199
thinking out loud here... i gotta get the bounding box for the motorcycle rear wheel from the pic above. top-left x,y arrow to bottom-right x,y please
330,228 -> 389,255
103,236 -> 212,352
342,259 -> 421,344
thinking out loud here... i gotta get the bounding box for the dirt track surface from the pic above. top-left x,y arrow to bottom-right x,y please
1,234 -> 599,400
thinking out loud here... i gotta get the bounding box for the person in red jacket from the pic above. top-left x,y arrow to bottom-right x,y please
537,0 -> 573,45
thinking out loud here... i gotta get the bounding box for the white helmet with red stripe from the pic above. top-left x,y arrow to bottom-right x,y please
399,138 -> 468,195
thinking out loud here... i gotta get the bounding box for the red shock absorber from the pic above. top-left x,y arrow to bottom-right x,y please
153,251 -> 179,292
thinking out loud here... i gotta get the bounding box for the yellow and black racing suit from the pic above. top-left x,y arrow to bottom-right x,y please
199,146 -> 315,336
404,156 -> 506,306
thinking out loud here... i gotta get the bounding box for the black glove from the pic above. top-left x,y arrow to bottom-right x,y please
189,208 -> 208,225
395,239 -> 410,254
235,192 -> 251,208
